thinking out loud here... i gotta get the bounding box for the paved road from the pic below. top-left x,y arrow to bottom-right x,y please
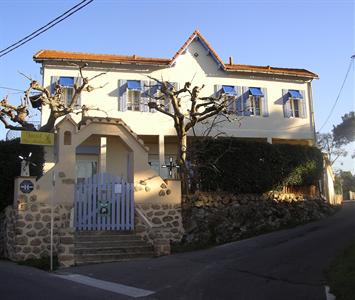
1,202 -> 355,300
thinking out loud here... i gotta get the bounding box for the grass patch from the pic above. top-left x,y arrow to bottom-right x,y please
18,256 -> 59,271
326,241 -> 355,300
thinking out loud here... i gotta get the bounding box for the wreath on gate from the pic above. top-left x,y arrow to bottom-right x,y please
98,200 -> 110,215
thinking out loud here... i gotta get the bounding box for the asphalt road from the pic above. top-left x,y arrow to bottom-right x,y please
1,202 -> 355,300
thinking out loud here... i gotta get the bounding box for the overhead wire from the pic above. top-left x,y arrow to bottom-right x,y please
317,57 -> 354,132
0,0 -> 94,58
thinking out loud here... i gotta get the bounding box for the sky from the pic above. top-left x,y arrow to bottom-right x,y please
0,0 -> 354,171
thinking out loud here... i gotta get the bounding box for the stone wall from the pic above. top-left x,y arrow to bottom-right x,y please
0,195 -> 72,262
135,203 -> 184,247
183,191 -> 338,246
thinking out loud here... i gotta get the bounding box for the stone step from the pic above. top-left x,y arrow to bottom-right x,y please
75,235 -> 143,242
75,245 -> 153,255
75,240 -> 148,248
75,230 -> 134,236
75,252 -> 154,265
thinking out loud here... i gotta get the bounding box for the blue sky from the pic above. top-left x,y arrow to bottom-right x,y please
0,0 -> 354,171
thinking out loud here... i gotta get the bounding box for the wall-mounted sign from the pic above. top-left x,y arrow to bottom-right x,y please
19,180 -> 34,194
21,131 -> 54,146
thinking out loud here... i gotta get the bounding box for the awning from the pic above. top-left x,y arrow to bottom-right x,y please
249,87 -> 264,96
59,77 -> 74,87
288,89 -> 303,98
127,80 -> 141,90
222,85 -> 237,95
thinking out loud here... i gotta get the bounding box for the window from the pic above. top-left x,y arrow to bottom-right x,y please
283,89 -> 306,118
76,159 -> 98,183
59,77 -> 74,106
248,87 -> 264,116
50,76 -> 82,107
126,80 -> 141,111
240,87 -> 268,117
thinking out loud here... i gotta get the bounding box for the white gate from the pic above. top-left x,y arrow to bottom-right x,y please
74,173 -> 134,231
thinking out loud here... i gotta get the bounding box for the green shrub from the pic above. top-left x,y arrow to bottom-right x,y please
189,138 -> 323,194
0,139 -> 44,212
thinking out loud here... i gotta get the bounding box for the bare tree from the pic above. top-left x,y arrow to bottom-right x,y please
147,78 -> 238,194
0,64 -> 105,133
317,132 -> 348,165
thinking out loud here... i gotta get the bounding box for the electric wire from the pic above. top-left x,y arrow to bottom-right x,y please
0,0 -> 94,58
317,57 -> 354,132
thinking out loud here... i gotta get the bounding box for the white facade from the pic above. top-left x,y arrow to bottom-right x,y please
34,31 -> 318,178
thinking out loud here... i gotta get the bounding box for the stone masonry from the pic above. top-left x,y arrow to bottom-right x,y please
0,194 -> 72,262
135,203 -> 184,254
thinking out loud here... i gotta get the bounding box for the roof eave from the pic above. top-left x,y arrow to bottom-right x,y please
33,57 -> 171,67
225,68 -> 319,80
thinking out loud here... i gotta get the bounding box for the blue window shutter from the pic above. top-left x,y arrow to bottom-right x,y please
118,80 -> 127,112
214,85 -> 222,97
235,86 -> 242,116
300,90 -> 307,118
242,87 -> 251,116
226,86 -> 237,113
50,76 -> 59,94
261,88 -> 269,117
282,89 -> 291,118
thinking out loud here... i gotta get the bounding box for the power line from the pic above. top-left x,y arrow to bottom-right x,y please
317,56 -> 354,132
0,0 -> 94,59
0,0 -> 88,55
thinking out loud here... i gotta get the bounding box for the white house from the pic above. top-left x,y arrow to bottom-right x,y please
34,30 -> 318,180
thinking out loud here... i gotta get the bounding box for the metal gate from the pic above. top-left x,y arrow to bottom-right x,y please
74,173 -> 134,231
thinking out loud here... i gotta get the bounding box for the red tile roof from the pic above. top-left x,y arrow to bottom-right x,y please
33,31 -> 318,79
33,50 -> 170,65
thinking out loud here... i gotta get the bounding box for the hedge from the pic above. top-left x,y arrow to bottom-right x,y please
189,138 -> 323,194
0,139 -> 44,212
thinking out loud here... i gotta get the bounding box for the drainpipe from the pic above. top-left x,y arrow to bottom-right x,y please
307,80 -> 317,145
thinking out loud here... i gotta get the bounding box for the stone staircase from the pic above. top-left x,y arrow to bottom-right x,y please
74,231 -> 154,265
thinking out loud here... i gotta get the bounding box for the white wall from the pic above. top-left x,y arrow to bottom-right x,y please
41,39 -> 315,142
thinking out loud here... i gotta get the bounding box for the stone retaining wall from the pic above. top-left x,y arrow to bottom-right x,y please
183,191 -> 338,246
0,195 -> 72,261
135,203 -> 184,247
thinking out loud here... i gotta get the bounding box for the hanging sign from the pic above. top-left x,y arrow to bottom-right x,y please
21,131 -> 54,146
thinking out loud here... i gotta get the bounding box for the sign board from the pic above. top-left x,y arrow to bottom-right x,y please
114,183 -> 122,194
19,180 -> 34,194
21,131 -> 54,146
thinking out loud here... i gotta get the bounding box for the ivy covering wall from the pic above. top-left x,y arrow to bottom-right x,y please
0,139 -> 44,212
189,138 -> 323,194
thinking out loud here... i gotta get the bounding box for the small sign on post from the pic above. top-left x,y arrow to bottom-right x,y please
19,180 -> 34,194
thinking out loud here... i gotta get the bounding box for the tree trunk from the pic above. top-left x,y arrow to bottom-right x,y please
177,131 -> 189,196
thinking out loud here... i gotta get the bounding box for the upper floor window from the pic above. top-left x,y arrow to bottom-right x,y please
238,87 -> 268,117
247,87 -> 264,116
283,89 -> 307,118
50,76 -> 82,107
215,85 -> 238,113
59,77 -> 74,106
126,80 -> 141,111
118,79 -> 177,113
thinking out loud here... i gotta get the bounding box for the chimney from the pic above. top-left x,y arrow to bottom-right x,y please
229,56 -> 233,65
